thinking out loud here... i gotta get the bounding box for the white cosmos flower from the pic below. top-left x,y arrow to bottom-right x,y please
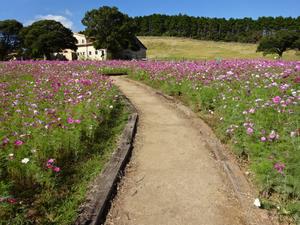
253,198 -> 261,208
21,158 -> 30,164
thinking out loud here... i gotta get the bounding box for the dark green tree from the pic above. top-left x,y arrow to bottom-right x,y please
132,14 -> 300,44
293,38 -> 300,50
257,30 -> 300,57
0,19 -> 23,60
82,6 -> 139,58
20,20 -> 77,59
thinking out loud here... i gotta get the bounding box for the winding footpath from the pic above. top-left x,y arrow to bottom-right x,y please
105,77 -> 273,225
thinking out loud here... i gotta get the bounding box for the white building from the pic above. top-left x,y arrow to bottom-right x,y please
61,33 -> 147,61
62,33 -> 107,61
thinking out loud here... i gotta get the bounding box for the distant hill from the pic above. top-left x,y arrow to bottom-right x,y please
139,36 -> 300,61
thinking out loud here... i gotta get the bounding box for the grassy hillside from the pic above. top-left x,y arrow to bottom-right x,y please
139,36 -> 300,61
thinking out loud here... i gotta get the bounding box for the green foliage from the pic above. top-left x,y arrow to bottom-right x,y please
133,15 -> 300,43
98,67 -> 130,75
82,6 -> 139,58
257,31 -> 300,57
0,20 -> 23,60
292,38 -> 300,50
20,20 -> 77,59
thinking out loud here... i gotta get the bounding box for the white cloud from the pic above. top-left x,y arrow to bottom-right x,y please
26,14 -> 74,30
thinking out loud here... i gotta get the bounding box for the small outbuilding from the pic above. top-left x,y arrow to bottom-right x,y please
119,37 -> 147,60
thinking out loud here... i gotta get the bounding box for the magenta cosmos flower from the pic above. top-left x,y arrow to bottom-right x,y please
272,96 -> 281,104
67,117 -> 74,124
14,140 -> 23,146
47,158 -> 55,164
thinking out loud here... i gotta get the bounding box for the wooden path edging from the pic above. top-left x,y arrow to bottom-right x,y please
75,95 -> 138,225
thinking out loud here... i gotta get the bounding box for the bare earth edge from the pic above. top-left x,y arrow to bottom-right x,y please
75,76 -> 278,225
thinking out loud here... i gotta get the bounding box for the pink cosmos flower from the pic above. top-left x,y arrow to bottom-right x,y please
274,162 -> 285,175
46,159 -> 61,172
47,158 -> 55,164
67,117 -> 74,124
74,119 -> 81,124
53,167 -> 61,172
272,96 -> 281,104
260,137 -> 267,142
2,137 -> 9,145
46,158 -> 55,169
14,140 -> 23,146
279,84 -> 289,91
246,127 -> 254,135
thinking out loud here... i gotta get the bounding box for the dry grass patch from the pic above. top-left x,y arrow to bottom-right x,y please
139,36 -> 300,61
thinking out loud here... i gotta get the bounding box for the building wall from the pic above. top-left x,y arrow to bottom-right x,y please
76,45 -> 107,60
61,33 -> 107,61
61,49 -> 73,61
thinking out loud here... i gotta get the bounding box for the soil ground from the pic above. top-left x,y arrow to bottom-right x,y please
105,77 -> 273,225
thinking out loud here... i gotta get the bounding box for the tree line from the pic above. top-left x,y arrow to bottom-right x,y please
0,19 -> 77,60
133,14 -> 300,43
0,6 -> 139,60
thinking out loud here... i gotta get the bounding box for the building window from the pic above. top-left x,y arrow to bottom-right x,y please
82,39 -> 84,44
82,52 -> 85,55
89,51 -> 92,55
95,50 -> 98,55
101,50 -> 104,57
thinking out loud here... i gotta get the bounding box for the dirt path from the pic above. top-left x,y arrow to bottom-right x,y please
105,77 -> 269,225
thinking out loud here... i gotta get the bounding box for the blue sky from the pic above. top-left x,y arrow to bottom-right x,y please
1,0 -> 299,31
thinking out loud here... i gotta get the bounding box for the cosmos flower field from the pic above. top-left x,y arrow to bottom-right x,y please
126,59 -> 300,222
0,59 -> 299,223
0,61 -> 127,224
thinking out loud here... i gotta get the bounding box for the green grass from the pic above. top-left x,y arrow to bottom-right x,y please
139,36 -> 300,61
128,63 -> 300,224
0,62 -> 130,225
49,101 -> 129,225
1,99 -> 129,225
